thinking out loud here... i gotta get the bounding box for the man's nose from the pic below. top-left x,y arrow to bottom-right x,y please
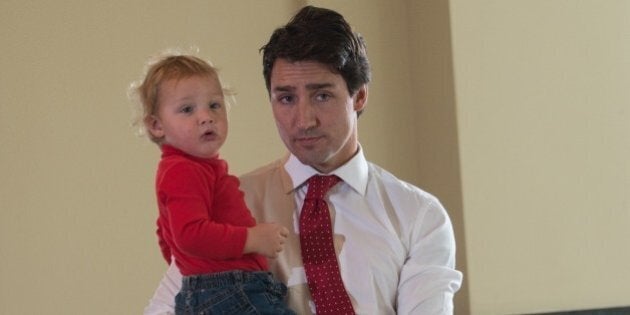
295,101 -> 316,130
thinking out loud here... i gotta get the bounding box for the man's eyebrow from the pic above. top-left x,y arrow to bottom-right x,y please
306,83 -> 334,90
272,82 -> 335,93
272,85 -> 295,93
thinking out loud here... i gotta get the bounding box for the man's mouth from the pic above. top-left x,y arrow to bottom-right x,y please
295,135 -> 322,146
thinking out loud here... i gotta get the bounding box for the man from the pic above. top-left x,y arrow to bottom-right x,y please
145,5 -> 462,314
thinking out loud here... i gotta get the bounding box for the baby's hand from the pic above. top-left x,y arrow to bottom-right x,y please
244,223 -> 289,258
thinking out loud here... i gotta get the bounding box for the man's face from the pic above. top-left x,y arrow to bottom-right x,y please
269,59 -> 367,173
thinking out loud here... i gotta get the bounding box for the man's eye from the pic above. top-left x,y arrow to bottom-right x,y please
278,95 -> 294,104
315,93 -> 331,102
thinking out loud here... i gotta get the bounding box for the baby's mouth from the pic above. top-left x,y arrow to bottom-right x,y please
201,130 -> 216,140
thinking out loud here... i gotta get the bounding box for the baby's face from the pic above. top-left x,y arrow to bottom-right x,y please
149,74 -> 228,159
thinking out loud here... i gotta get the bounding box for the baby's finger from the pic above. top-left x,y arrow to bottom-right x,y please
280,227 -> 289,237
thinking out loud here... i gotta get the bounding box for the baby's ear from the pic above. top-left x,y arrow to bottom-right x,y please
145,115 -> 164,140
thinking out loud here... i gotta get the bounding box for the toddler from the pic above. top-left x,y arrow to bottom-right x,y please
132,51 -> 294,315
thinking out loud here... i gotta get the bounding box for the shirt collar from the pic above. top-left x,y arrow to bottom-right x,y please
284,145 -> 369,196
161,144 -> 224,167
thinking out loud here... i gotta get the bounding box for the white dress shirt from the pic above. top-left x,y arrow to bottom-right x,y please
144,148 -> 462,314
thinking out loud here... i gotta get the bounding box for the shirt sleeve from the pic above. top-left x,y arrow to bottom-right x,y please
158,162 -> 248,260
396,196 -> 463,315
143,261 -> 181,315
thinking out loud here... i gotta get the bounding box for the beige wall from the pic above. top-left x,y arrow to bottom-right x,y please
0,1 -> 295,314
0,0 -> 439,314
2,1 -> 628,314
450,0 -> 630,314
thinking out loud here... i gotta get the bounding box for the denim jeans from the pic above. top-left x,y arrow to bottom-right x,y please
175,270 -> 295,315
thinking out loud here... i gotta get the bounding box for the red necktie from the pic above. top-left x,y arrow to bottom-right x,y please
299,175 -> 355,315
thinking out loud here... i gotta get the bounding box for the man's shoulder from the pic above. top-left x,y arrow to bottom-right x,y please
240,157 -> 286,182
238,155 -> 293,196
367,161 -> 439,203
238,156 -> 293,219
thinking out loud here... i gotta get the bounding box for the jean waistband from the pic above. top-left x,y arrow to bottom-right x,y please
181,270 -> 273,290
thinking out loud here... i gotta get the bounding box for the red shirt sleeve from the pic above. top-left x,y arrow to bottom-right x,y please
157,161 -> 248,260
157,226 -> 172,264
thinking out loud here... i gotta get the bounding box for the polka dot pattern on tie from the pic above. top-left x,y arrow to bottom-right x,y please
299,175 -> 355,315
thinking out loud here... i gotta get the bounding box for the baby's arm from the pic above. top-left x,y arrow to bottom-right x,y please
243,223 -> 289,258
160,163 -> 251,260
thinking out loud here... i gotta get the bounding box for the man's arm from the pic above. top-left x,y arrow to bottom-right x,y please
397,197 -> 463,315
143,261 -> 182,315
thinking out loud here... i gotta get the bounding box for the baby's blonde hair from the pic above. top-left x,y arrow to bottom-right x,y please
129,48 -> 233,143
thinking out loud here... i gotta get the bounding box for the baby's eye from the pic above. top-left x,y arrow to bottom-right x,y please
209,102 -> 222,109
180,105 -> 194,114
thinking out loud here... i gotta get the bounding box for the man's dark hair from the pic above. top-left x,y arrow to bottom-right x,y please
260,5 -> 371,96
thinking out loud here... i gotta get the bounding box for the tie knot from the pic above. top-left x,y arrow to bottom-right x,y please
306,175 -> 341,199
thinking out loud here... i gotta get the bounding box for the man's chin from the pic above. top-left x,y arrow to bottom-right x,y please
294,152 -> 333,172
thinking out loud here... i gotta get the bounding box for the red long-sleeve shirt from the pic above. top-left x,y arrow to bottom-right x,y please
154,145 -> 267,276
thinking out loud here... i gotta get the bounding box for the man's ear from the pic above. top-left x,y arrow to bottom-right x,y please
145,115 -> 164,140
353,85 -> 368,112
